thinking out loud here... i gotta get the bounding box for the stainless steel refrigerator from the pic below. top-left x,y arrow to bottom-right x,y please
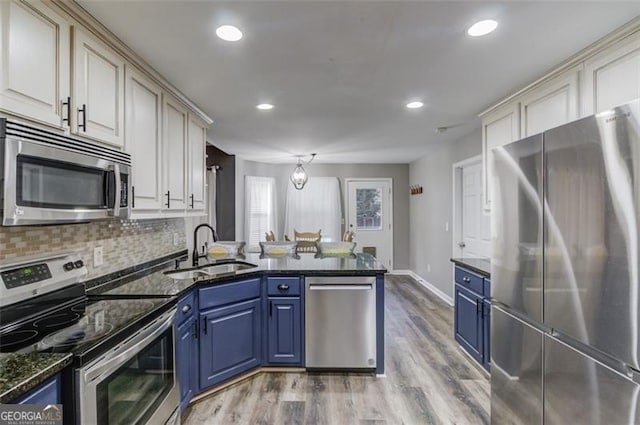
491,99 -> 640,425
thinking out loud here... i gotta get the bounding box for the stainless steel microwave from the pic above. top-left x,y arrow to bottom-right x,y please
1,119 -> 131,226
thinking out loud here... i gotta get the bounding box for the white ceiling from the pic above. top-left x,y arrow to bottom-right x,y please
79,1 -> 640,164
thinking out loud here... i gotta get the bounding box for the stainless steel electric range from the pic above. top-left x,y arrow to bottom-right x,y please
0,252 -> 179,425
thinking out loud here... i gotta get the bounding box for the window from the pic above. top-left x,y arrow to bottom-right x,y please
244,176 -> 277,251
284,177 -> 342,242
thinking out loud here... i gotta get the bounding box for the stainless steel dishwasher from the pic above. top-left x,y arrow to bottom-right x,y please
305,276 -> 376,369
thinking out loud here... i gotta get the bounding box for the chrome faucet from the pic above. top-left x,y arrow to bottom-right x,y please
193,223 -> 218,266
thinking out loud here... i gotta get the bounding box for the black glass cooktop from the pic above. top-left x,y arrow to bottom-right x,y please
0,285 -> 171,364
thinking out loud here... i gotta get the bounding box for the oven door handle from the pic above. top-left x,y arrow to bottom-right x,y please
83,308 -> 176,384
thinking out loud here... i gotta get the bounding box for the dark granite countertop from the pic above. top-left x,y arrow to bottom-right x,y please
450,257 -> 491,278
94,252 -> 386,298
0,353 -> 72,403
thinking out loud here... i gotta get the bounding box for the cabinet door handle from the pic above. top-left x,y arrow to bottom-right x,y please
62,97 -> 71,126
165,190 -> 170,208
182,304 -> 191,313
277,284 -> 289,291
131,186 -> 135,208
463,277 -> 471,283
190,193 -> 194,208
203,317 -> 207,335
192,321 -> 198,339
269,301 -> 273,317
78,104 -> 87,131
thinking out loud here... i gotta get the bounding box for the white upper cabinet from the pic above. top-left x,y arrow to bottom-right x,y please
520,68 -> 580,137
163,96 -> 188,212
125,66 -> 163,213
72,28 -> 125,147
482,102 -> 520,210
0,0 -> 70,129
187,114 -> 207,213
582,32 -> 640,115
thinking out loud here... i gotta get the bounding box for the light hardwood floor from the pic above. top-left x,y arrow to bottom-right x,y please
183,274 -> 490,425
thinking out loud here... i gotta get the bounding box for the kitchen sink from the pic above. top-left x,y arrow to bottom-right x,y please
165,270 -> 212,280
200,263 -> 257,274
165,262 -> 258,280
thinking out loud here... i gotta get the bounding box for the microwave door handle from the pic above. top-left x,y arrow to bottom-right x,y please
106,164 -> 120,216
113,164 -> 121,217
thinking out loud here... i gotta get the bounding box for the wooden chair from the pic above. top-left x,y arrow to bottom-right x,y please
264,230 -> 276,241
342,231 -> 355,242
293,229 -> 321,253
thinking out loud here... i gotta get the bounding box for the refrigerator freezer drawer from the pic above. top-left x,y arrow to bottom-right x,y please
545,335 -> 640,425
492,306 -> 543,425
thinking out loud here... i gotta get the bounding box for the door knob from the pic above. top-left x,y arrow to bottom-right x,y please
458,242 -> 466,248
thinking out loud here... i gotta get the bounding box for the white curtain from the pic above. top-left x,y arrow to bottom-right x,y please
284,177 -> 342,242
244,176 -> 278,251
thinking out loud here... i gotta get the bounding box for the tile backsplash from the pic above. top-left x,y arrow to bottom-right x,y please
0,218 -> 186,278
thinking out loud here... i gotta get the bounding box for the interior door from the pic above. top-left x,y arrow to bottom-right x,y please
346,179 -> 392,269
460,162 -> 490,258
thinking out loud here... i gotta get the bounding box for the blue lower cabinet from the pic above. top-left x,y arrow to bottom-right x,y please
199,298 -> 262,389
177,316 -> 197,410
12,374 -> 61,404
267,297 -> 302,365
454,284 -> 483,363
482,299 -> 491,371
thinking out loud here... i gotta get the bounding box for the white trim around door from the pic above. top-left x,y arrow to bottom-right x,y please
345,178 -> 394,271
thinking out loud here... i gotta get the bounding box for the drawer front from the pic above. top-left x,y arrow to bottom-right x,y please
267,277 -> 301,296
199,278 -> 261,310
483,278 -> 491,297
455,267 -> 484,296
176,291 -> 196,325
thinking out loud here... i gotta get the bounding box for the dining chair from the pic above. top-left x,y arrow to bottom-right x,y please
294,229 -> 321,253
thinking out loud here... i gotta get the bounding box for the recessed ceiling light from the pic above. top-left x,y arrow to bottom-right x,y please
216,25 -> 243,42
467,19 -> 498,37
256,103 -> 274,110
406,101 -> 424,109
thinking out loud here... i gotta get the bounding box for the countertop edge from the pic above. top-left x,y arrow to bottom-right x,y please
0,353 -> 72,403
450,258 -> 491,278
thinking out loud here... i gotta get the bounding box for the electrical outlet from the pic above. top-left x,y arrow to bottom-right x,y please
427,264 -> 431,273
93,246 -> 104,267
173,233 -> 180,246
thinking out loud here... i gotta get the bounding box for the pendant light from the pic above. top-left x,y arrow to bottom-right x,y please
290,153 -> 316,190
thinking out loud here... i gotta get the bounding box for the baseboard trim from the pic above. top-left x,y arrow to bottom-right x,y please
390,270 -> 454,307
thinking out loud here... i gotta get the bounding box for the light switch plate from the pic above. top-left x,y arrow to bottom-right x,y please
94,246 -> 104,267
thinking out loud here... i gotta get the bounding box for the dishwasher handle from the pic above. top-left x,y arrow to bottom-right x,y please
308,284 -> 373,291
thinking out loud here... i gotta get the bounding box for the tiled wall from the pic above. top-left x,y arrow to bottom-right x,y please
0,218 -> 186,278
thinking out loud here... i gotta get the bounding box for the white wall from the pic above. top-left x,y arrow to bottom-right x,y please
409,129 -> 482,298
236,160 -> 410,269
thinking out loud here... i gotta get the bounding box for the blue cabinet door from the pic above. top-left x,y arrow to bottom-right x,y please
482,299 -> 491,371
177,316 -> 196,411
267,297 -> 302,365
454,284 -> 483,363
12,374 -> 61,404
199,298 -> 261,389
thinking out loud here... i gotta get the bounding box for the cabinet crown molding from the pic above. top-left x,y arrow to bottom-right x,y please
52,0 -> 213,126
479,15 -> 640,118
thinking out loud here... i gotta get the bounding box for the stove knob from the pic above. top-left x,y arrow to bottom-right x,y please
74,260 -> 84,269
63,262 -> 75,271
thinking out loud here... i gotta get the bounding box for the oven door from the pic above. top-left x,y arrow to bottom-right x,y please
78,309 -> 178,425
2,137 -> 130,225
